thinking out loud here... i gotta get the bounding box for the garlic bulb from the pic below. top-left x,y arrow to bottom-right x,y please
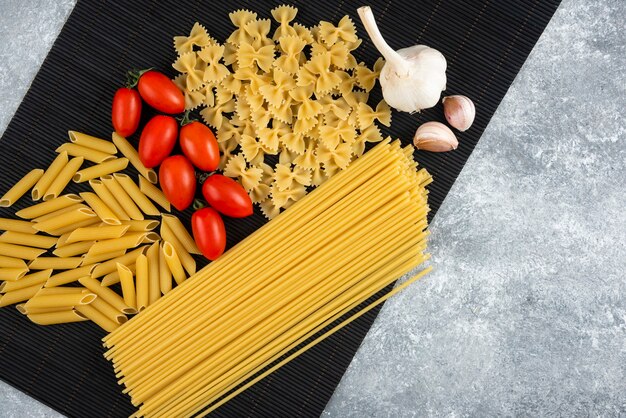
413,122 -> 458,152
357,6 -> 447,113
443,95 -> 475,131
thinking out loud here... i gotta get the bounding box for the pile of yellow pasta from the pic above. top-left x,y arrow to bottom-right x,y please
104,139 -> 431,417
171,6 -> 391,219
0,131 -> 197,331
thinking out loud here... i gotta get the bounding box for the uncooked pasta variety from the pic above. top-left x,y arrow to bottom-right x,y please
171,6 -> 391,219
103,139 -> 431,417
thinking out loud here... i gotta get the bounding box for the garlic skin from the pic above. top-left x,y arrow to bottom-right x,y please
443,95 -> 475,131
358,6 -> 447,113
413,122 -> 458,152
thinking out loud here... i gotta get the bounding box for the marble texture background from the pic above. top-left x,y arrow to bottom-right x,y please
1,0 -> 625,417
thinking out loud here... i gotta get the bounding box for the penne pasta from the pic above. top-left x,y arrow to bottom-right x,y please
32,151 -> 68,201
46,265 -> 98,287
24,292 -> 96,310
0,231 -> 57,249
102,263 -> 136,287
147,242 -> 161,304
0,283 -> 44,308
0,168 -> 44,207
28,309 -> 88,325
16,304 -> 66,315
117,263 -> 137,310
75,303 -> 119,332
38,287 -> 87,296
86,232 -> 155,257
0,255 -> 28,269
135,254 -> 149,311
0,242 -> 46,260
0,218 -> 37,234
121,219 -> 160,232
66,224 -> 129,244
73,158 -> 129,183
138,175 -> 170,212
68,131 -> 117,154
0,270 -> 52,293
56,143 -> 115,164
48,217 -> 100,237
15,194 -> 83,219
159,243 -> 172,294
79,192 -> 121,225
160,222 -> 196,275
101,175 -> 143,220
32,203 -> 88,223
91,246 -> 148,278
113,173 -> 160,216
162,214 -> 200,255
89,179 -> 130,221
162,241 -> 186,285
112,132 -> 158,183
81,249 -> 126,266
52,241 -> 94,257
0,268 -> 29,281
33,207 -> 97,234
78,275 -> 134,314
90,297 -> 129,324
28,257 -> 82,270
43,157 -> 84,201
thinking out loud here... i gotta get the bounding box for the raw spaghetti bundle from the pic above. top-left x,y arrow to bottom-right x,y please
103,139 -> 432,417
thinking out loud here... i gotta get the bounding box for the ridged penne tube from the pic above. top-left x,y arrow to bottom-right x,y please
0,169 -> 44,207
121,220 -> 160,232
112,132 -> 158,183
89,179 -> 130,221
0,283 -> 44,308
28,309 -> 88,325
138,175 -> 170,212
162,214 -> 200,255
81,249 -> 127,266
52,241 -> 94,257
135,254 -> 149,311
79,192 -> 121,225
32,151 -> 68,201
113,173 -> 160,216
42,157 -> 84,201
160,222 -> 196,275
0,270 -> 52,293
33,207 -> 96,234
15,194 -> 83,219
116,264 -> 137,310
0,242 -> 46,260
24,292 -> 96,310
56,143 -> 115,164
32,203 -> 88,223
28,257 -> 82,270
38,287 -> 87,296
0,231 -> 57,249
91,247 -> 148,278
66,225 -> 129,244
79,275 -> 134,314
102,264 -> 136,287
0,255 -> 28,269
68,131 -> 117,154
0,268 -> 29,281
86,232 -> 154,257
159,243 -> 172,294
0,218 -> 37,234
76,303 -> 119,332
73,158 -> 129,183
46,265 -> 98,287
48,218 -> 100,236
16,304 -> 66,315
162,242 -> 186,285
101,175 -> 143,220
147,242 -> 160,304
90,297 -> 129,324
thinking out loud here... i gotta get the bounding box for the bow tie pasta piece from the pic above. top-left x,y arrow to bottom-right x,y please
172,52 -> 205,91
293,140 -> 318,170
311,162 -> 328,186
311,41 -> 350,69
318,142 -> 353,172
199,98 -> 235,130
281,132 -> 306,155
237,43 -> 275,73
278,146 -> 298,166
198,45 -> 231,84
274,164 -> 312,191
355,61 -> 381,92
318,15 -> 357,46
223,154 -> 263,192
257,126 -> 281,153
275,35 -> 307,74
244,19 -> 273,49
227,9 -> 257,45
220,73 -> 243,95
174,22 -> 213,54
240,134 -> 266,165
269,182 -> 306,209
359,124 -> 384,143
356,100 -> 392,130
268,99 -> 293,124
271,5 -> 298,40
293,23 -> 314,44
304,53 -> 341,93
217,118 -> 240,143
173,74 -> 206,110
259,198 -> 281,220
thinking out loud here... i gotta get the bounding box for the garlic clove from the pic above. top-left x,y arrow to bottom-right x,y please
442,95 -> 475,132
413,122 -> 458,152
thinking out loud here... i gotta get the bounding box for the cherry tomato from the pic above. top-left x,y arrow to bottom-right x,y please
112,87 -> 142,137
137,70 -> 185,114
179,122 -> 220,171
201,174 -> 253,218
192,207 -> 226,260
159,155 -> 196,211
139,115 -> 178,168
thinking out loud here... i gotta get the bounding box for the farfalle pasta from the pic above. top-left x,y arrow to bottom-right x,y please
171,6 -> 393,219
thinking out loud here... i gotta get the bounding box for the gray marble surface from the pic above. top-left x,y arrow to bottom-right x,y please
1,0 -> 625,417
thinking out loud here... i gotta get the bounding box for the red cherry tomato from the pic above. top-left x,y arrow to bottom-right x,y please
201,174 -> 253,218
112,87 -> 142,137
192,207 -> 226,260
137,70 -> 185,114
159,155 -> 196,211
139,115 -> 178,168
179,122 -> 220,172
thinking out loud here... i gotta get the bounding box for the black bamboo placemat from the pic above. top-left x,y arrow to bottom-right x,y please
0,0 -> 560,416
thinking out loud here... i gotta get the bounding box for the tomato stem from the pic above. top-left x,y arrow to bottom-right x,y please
125,68 -> 154,88
193,199 -> 207,210
196,171 -> 216,184
177,110 -> 197,126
